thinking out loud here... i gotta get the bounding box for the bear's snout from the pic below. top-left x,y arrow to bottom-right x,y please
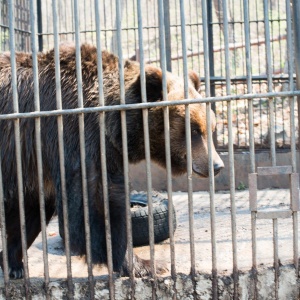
213,161 -> 224,176
212,151 -> 224,176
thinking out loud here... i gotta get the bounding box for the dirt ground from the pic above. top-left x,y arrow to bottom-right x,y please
0,188 -> 296,280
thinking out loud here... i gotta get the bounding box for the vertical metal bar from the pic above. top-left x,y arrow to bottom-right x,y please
287,2 -> 296,171
163,0 -> 171,72
202,1 -> 218,298
52,0 -> 74,297
243,0 -> 254,171
263,0 -> 276,166
136,2 -> 154,299
207,104 -> 218,300
30,0 -> 50,296
179,0 -> 196,285
288,0 -> 299,276
158,0 -> 169,101
116,1 -> 133,299
207,0 -> 217,147
292,0 -> 300,150
263,1 -> 279,296
94,1 -> 115,298
158,1 -> 170,300
243,1 -> 258,298
73,0 -> 94,298
8,0 -> 30,297
273,219 -> 279,300
0,157 -> 9,298
36,0 -> 43,52
222,0 -> 238,298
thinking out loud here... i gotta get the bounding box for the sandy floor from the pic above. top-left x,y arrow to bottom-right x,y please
0,188 -> 297,280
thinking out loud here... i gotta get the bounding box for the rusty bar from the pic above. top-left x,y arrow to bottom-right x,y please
251,213 -> 257,270
244,0 -> 256,172
293,212 -> 299,275
286,0 -> 296,172
244,0 -> 256,293
115,0 -> 133,299
273,219 -> 279,300
0,155 -> 9,297
94,0 -> 115,298
201,0 -> 218,297
257,166 -> 292,176
164,0 -> 171,71
207,103 -> 218,300
288,0 -> 299,275
136,0 -> 153,297
222,0 -> 238,297
8,0 -> 30,296
158,0 -> 172,298
256,210 -> 292,219
29,0 -> 50,295
292,0 -> 300,154
73,0 -> 94,297
52,0 -> 74,296
179,0 -> 196,282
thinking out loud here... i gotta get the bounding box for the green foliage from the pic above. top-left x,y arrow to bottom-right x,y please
237,181 -> 246,191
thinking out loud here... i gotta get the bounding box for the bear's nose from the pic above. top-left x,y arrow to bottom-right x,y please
213,162 -> 224,175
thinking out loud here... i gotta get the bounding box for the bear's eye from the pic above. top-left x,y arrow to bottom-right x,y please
191,128 -> 200,136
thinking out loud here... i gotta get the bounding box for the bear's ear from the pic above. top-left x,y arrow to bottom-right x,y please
144,65 -> 163,102
189,70 -> 201,92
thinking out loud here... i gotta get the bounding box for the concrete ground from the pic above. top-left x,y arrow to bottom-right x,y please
2,188 -> 296,280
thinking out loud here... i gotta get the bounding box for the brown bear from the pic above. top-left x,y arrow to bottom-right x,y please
0,44 -> 224,279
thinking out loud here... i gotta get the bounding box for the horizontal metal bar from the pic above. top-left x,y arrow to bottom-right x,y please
257,166 -> 293,176
206,74 -> 296,83
256,210 -> 292,219
0,90 -> 300,120
32,18 -> 287,37
290,173 -> 300,211
0,23 -> 31,34
249,173 -> 257,211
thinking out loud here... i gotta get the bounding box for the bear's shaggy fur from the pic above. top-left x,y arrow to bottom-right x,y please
0,44 -> 223,279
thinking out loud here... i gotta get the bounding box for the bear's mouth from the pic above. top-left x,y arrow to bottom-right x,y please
192,162 -> 209,178
192,165 -> 222,178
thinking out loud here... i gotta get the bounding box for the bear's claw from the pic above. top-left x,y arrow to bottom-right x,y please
9,266 -> 24,279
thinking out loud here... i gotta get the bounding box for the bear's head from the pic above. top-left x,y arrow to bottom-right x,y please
145,65 -> 224,178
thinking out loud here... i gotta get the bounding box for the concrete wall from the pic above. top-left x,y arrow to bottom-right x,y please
129,151 -> 299,192
1,265 -> 298,299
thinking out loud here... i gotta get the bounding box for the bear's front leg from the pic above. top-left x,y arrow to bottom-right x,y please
108,188 -> 168,277
0,194 -> 55,279
0,242 -> 24,279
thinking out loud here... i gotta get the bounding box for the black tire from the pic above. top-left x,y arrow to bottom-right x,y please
131,191 -> 177,247
58,191 -> 177,247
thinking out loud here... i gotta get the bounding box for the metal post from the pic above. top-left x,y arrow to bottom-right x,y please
292,0 -> 300,150
36,0 -> 43,52
207,0 -> 217,147
8,0 -> 30,296
164,0 -> 172,72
